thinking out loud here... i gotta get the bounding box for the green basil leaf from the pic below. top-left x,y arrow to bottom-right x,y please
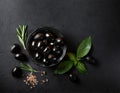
54,61 -> 73,74
68,53 -> 77,66
77,36 -> 92,59
76,62 -> 87,74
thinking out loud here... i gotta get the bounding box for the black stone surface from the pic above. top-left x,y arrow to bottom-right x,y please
0,0 -> 120,93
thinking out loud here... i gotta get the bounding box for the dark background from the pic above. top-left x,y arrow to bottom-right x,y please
0,0 -> 120,93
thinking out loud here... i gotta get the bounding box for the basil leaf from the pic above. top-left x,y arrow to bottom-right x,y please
68,53 -> 77,66
76,62 -> 87,74
77,36 -> 92,59
54,61 -> 73,74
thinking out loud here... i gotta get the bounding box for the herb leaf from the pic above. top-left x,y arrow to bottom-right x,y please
77,36 -> 92,60
68,53 -> 77,66
76,62 -> 87,74
16,25 -> 28,49
54,61 -> 73,74
20,63 -> 37,73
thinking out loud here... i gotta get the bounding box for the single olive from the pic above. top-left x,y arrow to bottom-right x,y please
12,66 -> 23,78
34,52 -> 42,61
43,39 -> 48,46
55,38 -> 64,45
43,46 -> 52,55
11,44 -> 21,54
68,73 -> 78,82
31,40 -> 36,47
34,33 -> 45,40
53,46 -> 62,57
48,54 -> 57,63
45,32 -> 54,38
37,41 -> 44,48
84,56 -> 96,64
46,35 -> 55,43
15,53 -> 27,61
50,42 -> 55,46
42,58 -> 52,66
35,52 -> 39,58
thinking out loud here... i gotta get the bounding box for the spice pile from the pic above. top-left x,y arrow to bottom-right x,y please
24,73 -> 38,89
23,71 -> 49,89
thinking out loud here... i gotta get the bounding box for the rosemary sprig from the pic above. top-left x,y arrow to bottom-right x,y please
16,25 -> 28,50
20,63 -> 38,73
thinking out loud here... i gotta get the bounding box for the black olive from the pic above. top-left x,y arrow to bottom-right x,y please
37,41 -> 44,48
12,66 -> 23,78
34,52 -> 42,59
55,38 -> 64,46
84,56 -> 96,64
43,46 -> 52,55
43,58 -> 47,63
48,54 -> 55,59
45,32 -> 54,38
34,52 -> 39,58
48,54 -> 57,63
42,58 -> 51,66
43,39 -> 48,45
48,37 -> 55,42
53,46 -> 62,57
53,46 -> 61,52
46,35 -> 55,42
68,73 -> 78,82
15,53 -> 27,61
50,42 -> 54,46
34,33 -> 44,40
11,44 -> 21,54
31,40 -> 36,46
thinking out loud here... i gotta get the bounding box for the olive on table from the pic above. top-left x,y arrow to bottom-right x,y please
68,73 -> 78,82
84,56 -> 96,64
12,66 -> 23,78
11,44 -> 21,54
15,53 -> 27,61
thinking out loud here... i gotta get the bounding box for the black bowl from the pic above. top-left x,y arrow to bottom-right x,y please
26,27 -> 67,67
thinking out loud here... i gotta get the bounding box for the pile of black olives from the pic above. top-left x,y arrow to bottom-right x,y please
27,27 -> 66,67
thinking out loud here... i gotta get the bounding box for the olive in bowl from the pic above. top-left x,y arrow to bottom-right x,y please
26,27 -> 67,67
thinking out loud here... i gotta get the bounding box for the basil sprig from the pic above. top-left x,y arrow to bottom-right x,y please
54,36 -> 92,74
16,25 -> 28,50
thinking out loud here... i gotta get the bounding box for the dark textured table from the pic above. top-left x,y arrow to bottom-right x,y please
0,0 -> 120,93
